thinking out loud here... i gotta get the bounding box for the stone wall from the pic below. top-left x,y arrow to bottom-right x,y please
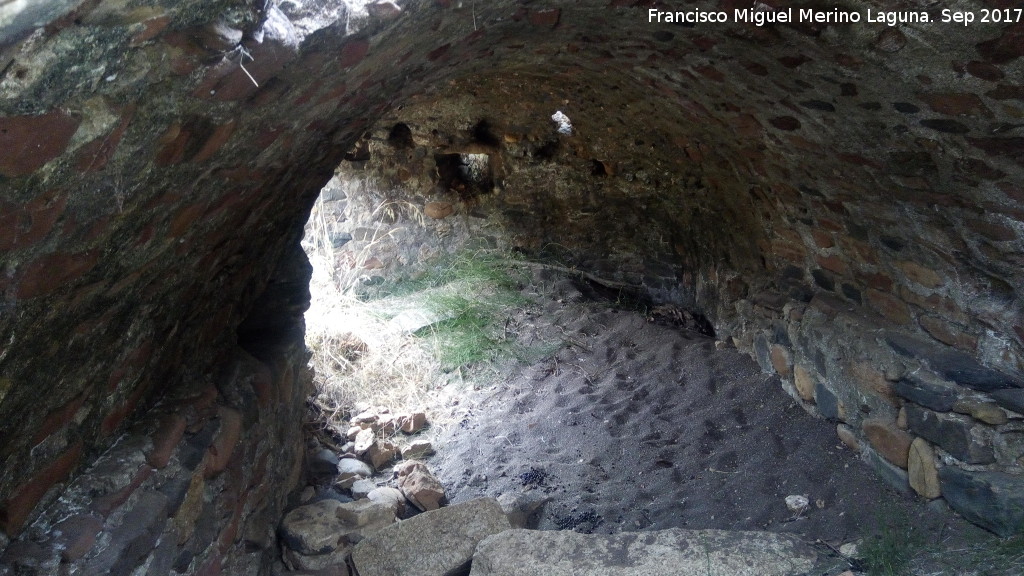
0,0 -> 1022,571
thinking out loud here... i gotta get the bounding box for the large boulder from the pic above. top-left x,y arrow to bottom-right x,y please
351,497 -> 510,576
470,528 -> 821,576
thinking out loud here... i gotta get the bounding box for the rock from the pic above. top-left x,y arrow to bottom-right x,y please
354,428 -> 376,455
367,440 -> 397,469
990,389 -> 1024,416
886,333 -> 1023,392
836,424 -> 860,452
423,202 -> 454,219
905,404 -> 995,464
353,410 -> 379,424
395,460 -> 446,511
952,399 -> 1007,425
279,500 -> 343,555
862,419 -> 913,469
908,438 -> 941,499
497,491 -> 551,529
336,499 -> 396,529
470,528 -> 820,576
896,406 -> 908,429
839,541 -> 860,559
814,382 -> 841,421
351,478 -> 377,499
337,457 -> 373,489
784,495 -> 809,514
793,365 -> 815,402
351,498 -> 510,576
367,487 -> 407,516
400,439 -> 434,460
893,371 -> 960,412
347,426 -> 362,441
939,468 -> 1024,537
308,448 -> 340,479
366,1 -> 402,20
398,411 -> 428,434
863,447 -> 912,495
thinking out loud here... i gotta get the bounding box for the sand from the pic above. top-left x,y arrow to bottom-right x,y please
420,268 -> 997,570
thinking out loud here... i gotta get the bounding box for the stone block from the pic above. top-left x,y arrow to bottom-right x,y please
887,333 -> 1023,392
952,399 -> 1008,425
793,365 -> 815,402
470,528 -> 820,576
862,419 -> 913,469
814,382 -> 841,421
336,499 -> 395,528
939,468 -> 1024,537
907,438 -> 941,499
991,389 -> 1024,415
769,344 -> 792,378
395,460 -> 445,512
280,500 -> 343,555
893,371 -> 960,412
862,448 -> 912,496
905,404 -> 995,464
352,498 -> 510,576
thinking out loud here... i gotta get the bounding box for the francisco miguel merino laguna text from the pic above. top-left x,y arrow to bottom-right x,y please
648,7 -> 935,27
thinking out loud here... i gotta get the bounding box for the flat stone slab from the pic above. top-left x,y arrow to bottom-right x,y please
469,528 -> 820,576
352,497 -> 510,576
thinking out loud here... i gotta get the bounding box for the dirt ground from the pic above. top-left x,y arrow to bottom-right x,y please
418,268 -> 1010,574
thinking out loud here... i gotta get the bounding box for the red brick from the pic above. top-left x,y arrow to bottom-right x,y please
769,116 -> 800,131
0,111 -> 81,177
965,60 -> 1005,81
75,104 -> 136,172
340,38 -> 370,67
16,249 -> 100,299
191,120 -> 237,163
204,407 -> 243,478
987,83 -> 1024,101
54,514 -> 103,561
32,393 -> 87,447
1,441 -> 83,536
896,260 -> 944,288
976,22 -> 1024,65
695,65 -> 725,82
528,8 -> 561,28
919,315 -> 978,352
866,289 -> 912,325
967,217 -> 1017,241
811,229 -> 834,249
920,92 -> 990,117
148,414 -> 187,469
131,15 -> 171,45
816,254 -> 849,276
92,465 -> 153,516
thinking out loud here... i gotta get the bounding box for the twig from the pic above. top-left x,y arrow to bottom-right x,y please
238,47 -> 259,87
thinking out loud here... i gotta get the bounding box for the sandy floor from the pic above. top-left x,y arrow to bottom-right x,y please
419,268 -> 1003,573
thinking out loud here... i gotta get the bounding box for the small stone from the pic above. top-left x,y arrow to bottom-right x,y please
785,495 -> 809,514
366,1 -> 402,19
354,428 -> 375,455
398,411 -> 428,434
279,500 -> 344,555
424,202 -> 454,219
395,460 -> 446,511
353,410 -> 379,424
336,499 -> 396,529
498,491 -> 551,529
839,541 -> 860,558
400,439 -> 434,460
368,487 -> 407,516
351,478 -> 377,500
908,438 -> 941,499
366,440 -> 397,469
793,365 -> 815,402
308,448 -> 340,479
337,457 -> 373,489
347,426 -> 362,441
896,406 -> 908,430
836,424 -> 860,452
862,419 -> 913,469
952,399 -> 1008,425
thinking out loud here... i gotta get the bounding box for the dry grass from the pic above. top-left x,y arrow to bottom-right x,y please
302,178 -> 538,433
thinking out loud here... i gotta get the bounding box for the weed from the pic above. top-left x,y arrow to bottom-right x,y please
859,515 -> 920,576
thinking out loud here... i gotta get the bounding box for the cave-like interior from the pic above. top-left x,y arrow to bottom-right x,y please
1,0 -> 1023,573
